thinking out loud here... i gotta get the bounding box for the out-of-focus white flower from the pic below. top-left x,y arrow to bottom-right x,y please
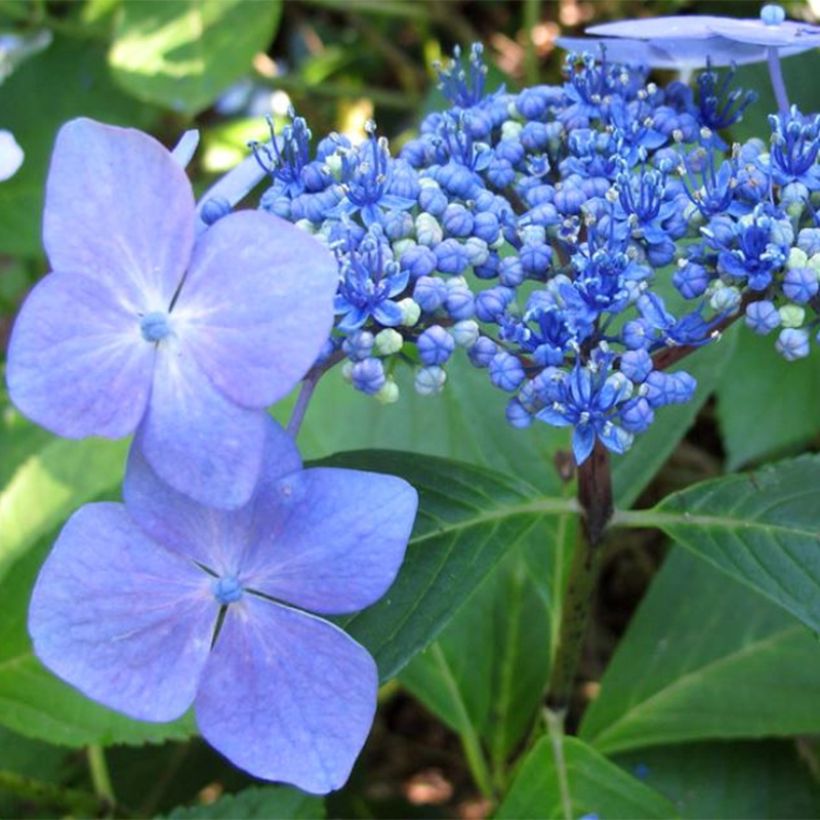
0,130 -> 23,181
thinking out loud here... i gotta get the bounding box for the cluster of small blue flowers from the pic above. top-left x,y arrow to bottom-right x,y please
244,36 -> 817,465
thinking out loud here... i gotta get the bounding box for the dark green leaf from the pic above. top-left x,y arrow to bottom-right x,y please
716,331 -> 820,469
615,740 -> 820,819
495,736 -> 676,819
617,454 -> 820,633
579,549 -> 820,754
164,786 -> 324,819
319,450 -> 576,681
109,0 -> 283,115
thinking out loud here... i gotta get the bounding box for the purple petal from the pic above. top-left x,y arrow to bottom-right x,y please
43,118 -> 195,310
6,272 -> 153,438
196,597 -> 377,794
240,468 -> 417,614
173,211 -> 338,408
586,16 -> 722,39
29,503 -> 217,722
124,416 -> 301,573
707,19 -> 820,48
138,339 -> 268,509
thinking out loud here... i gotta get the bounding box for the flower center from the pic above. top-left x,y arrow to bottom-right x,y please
212,574 -> 243,605
140,311 -> 172,342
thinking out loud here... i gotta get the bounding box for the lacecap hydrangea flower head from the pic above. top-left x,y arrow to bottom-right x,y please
29,417 -> 418,794
6,118 -> 338,508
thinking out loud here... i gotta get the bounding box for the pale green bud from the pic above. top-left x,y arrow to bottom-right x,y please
398,298 -> 421,326
779,304 -> 805,328
374,328 -> 403,356
375,379 -> 400,405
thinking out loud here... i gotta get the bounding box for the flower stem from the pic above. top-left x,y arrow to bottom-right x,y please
766,46 -> 790,115
286,373 -> 320,439
544,707 -> 573,820
87,744 -> 115,809
546,441 -> 611,711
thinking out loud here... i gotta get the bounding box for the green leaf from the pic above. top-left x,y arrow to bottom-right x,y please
400,511 -> 577,786
618,454 -> 820,633
0,36 -> 160,256
579,549 -> 820,755
319,450 -> 576,681
0,436 -> 127,582
109,0 -> 283,115
0,541 -> 194,747
612,327 -> 738,508
615,740 -> 820,819
164,786 -> 324,819
495,736 -> 677,819
716,331 -> 820,469
284,355 -> 568,495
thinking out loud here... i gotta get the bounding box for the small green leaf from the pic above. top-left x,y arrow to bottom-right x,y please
618,454 -> 820,633
580,549 -> 820,754
615,740 -> 820,819
109,0 -> 283,115
0,435 -> 127,582
164,786 -> 324,819
0,541 -> 194,747
495,736 -> 677,819
716,331 -> 820,469
319,450 -> 576,681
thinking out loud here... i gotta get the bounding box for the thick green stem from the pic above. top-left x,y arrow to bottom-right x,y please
0,770 -> 104,817
546,442 -> 612,711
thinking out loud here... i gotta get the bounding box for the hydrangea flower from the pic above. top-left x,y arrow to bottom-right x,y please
6,118 -> 338,509
0,129 -> 23,181
560,6 -> 820,69
29,419 -> 418,794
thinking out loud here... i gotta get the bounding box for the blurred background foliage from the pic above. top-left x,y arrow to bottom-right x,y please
0,1 -> 819,818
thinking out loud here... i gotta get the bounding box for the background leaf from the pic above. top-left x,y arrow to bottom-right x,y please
321,450 -> 576,682
579,548 -> 820,754
620,454 -> 820,633
495,736 -> 677,819
0,434 -> 127,582
109,0 -> 283,115
716,331 -> 820,469
0,36 -> 160,256
164,785 -> 324,819
615,740 -> 820,819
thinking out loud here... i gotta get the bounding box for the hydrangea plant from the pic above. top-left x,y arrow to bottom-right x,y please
2,2 -> 819,816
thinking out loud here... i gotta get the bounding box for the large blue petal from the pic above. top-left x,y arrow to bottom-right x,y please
240,467 -> 417,614
43,118 -> 194,310
124,416 -> 301,574
196,598 -> 377,794
173,211 -> 337,409
29,503 -> 217,722
138,338 -> 268,509
7,272 -> 154,438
